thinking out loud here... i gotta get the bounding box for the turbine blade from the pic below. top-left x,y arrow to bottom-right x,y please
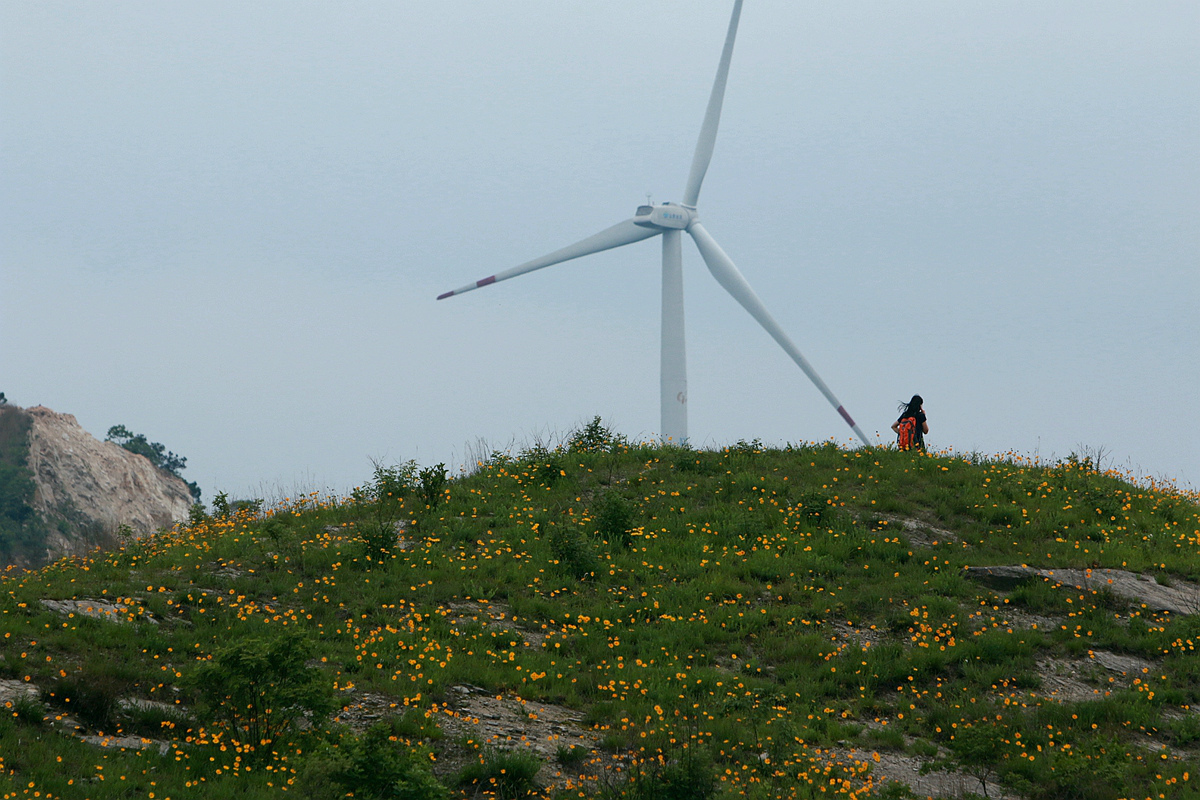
682,0 -> 744,208
687,222 -> 872,447
437,219 -> 660,300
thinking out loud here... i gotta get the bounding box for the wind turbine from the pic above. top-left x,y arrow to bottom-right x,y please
438,0 -> 871,448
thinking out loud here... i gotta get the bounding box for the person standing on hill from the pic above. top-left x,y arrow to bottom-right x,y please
891,394 -> 928,451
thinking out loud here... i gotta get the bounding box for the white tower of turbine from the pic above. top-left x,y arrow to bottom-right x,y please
439,1 -> 871,447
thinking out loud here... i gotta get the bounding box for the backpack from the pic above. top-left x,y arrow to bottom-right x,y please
896,417 -> 917,450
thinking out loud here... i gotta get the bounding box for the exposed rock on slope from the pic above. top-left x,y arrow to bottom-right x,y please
21,405 -> 194,562
965,564 -> 1200,615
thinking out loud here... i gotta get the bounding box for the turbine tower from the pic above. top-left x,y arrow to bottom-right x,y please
438,0 -> 871,448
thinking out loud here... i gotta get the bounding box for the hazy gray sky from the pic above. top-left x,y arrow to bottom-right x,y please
3,1 -> 1197,498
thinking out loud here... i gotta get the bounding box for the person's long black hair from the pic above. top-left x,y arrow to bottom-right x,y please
897,394 -> 923,420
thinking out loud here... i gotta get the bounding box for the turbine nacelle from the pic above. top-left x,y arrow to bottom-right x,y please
634,202 -> 695,231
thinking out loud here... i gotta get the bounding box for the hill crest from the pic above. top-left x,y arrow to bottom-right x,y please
2,430 -> 1198,799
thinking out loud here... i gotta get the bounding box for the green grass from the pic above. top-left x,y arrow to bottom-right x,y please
2,425 -> 1198,799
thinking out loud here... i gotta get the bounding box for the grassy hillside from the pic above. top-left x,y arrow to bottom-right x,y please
2,423 -> 1198,800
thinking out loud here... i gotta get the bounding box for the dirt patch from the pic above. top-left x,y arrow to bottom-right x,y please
438,684 -> 607,790
439,684 -> 596,751
873,514 -> 961,548
984,605 -> 1060,633
865,748 -> 1014,799
1,677 -> 174,754
829,619 -> 884,648
1091,649 -> 1156,677
443,600 -> 545,646
850,720 -> 1017,799
334,691 -> 406,731
328,683 -> 617,793
40,597 -> 158,625
205,561 -> 246,580
77,732 -> 171,754
0,678 -> 39,703
1032,650 -> 1154,704
444,600 -> 511,629
1035,657 -> 1113,704
120,697 -> 185,716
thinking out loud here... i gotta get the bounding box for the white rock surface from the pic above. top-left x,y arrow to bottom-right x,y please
19,405 -> 193,560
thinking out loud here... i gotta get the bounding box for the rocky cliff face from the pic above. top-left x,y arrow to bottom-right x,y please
19,406 -> 194,563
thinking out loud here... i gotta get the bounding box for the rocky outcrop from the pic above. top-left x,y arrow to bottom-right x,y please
18,405 -> 193,562
964,565 -> 1200,615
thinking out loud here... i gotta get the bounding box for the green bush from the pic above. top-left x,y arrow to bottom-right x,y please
920,721 -> 1005,796
556,743 -> 588,767
417,463 -> 448,509
594,490 -> 633,547
317,722 -> 447,800
11,694 -> 47,726
622,749 -> 716,800
371,461 -> 418,502
795,491 -> 829,523
187,629 -> 334,750
1020,740 -> 1128,800
211,490 -> 231,518
568,416 -> 624,453
354,461 -> 418,560
456,747 -> 542,799
1169,713 -> 1200,746
527,446 -> 565,486
547,522 -> 596,579
360,519 -> 400,562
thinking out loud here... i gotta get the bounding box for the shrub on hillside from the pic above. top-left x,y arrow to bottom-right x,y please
187,629 -> 333,750
594,490 -> 633,547
546,521 -> 596,579
524,444 -> 565,486
352,461 -> 418,561
417,463 -> 448,509
299,722 -> 447,800
619,749 -> 716,800
456,747 -> 542,800
568,416 -> 625,453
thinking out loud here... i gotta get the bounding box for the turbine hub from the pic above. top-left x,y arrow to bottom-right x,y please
633,202 -> 695,231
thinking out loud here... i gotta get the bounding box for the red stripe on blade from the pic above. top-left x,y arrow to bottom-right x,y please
477,276 -> 497,288
837,406 -> 856,427
437,291 -> 454,300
